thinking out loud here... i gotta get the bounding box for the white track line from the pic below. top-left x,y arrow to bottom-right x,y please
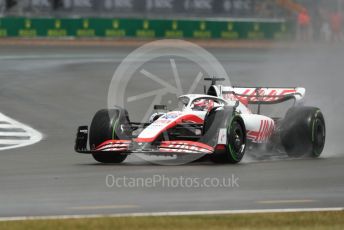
0,132 -> 30,136
0,207 -> 343,222
0,124 -> 21,129
257,200 -> 316,204
0,139 -> 31,145
68,205 -> 139,210
0,113 -> 42,151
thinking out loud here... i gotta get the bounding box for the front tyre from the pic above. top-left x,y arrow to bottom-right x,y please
211,116 -> 246,164
281,106 -> 325,158
89,108 -> 130,164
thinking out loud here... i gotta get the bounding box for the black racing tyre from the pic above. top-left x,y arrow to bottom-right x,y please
210,115 -> 246,164
89,108 -> 130,163
280,106 -> 325,158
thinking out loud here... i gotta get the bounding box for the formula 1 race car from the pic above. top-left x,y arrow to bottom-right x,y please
75,78 -> 326,164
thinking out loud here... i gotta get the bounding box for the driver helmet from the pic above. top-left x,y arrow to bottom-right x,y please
193,99 -> 214,111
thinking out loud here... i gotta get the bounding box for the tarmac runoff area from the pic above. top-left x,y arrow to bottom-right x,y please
0,42 -> 343,218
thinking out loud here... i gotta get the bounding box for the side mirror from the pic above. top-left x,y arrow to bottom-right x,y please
234,100 -> 239,111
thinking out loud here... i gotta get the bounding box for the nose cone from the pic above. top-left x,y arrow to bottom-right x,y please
136,111 -> 183,143
131,142 -> 155,151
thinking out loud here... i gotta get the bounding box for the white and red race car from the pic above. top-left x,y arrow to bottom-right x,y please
75,78 -> 326,164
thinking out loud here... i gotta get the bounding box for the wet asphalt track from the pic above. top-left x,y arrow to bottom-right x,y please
0,44 -> 344,217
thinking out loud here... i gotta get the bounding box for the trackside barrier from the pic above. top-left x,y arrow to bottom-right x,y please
0,17 -> 292,40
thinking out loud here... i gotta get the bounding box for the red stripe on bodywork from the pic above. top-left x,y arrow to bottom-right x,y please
102,148 -> 128,152
96,139 -> 131,148
158,148 -> 211,154
261,120 -> 268,142
247,119 -> 275,143
95,140 -> 131,151
160,141 -> 214,152
257,120 -> 264,142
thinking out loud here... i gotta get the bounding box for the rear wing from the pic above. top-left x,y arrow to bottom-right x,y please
220,86 -> 305,105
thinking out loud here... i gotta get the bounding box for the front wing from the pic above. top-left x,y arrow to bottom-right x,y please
75,126 -> 215,155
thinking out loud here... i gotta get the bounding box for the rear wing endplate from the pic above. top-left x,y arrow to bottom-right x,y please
221,86 -> 306,105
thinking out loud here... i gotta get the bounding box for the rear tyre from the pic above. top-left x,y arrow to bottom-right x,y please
280,106 -> 325,158
89,108 -> 130,163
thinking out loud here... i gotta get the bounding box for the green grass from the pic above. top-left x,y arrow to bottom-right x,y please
0,211 -> 343,230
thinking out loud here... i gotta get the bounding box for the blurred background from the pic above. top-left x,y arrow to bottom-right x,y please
0,0 -> 342,18
0,0 -> 343,42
